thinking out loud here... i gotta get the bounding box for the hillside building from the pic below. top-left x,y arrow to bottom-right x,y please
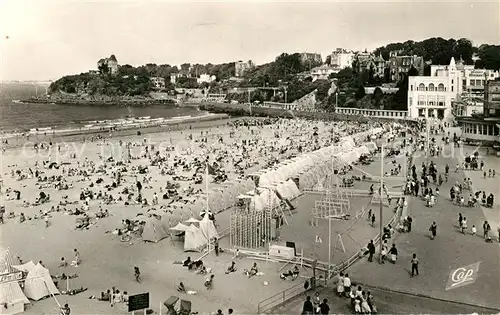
97,55 -> 119,75
310,65 -> 337,82
328,48 -> 355,69
354,52 -> 386,78
300,53 -> 322,68
150,77 -> 166,89
408,57 -> 500,123
197,74 -> 216,84
388,52 -> 425,82
235,60 -> 254,77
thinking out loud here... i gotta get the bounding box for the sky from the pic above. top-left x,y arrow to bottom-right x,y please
0,0 -> 499,81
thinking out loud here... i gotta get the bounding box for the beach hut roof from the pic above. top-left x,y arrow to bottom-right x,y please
185,218 -> 200,223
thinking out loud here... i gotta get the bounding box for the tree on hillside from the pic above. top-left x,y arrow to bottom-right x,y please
374,37 -> 474,65
475,45 -> 500,70
373,87 -> 384,107
390,66 -> 419,110
98,63 -> 109,75
180,63 -> 191,74
355,85 -> 365,100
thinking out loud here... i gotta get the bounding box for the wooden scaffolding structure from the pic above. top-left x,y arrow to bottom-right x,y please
311,176 -> 351,226
230,187 -> 285,249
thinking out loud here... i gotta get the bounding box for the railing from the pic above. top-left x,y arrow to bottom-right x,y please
257,279 -> 313,314
256,196 -> 404,314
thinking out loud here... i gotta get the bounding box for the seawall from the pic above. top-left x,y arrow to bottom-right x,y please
199,102 -> 417,124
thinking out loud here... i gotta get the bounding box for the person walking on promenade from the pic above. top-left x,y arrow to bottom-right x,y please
302,296 -> 314,315
343,274 -> 351,297
367,240 -> 375,262
134,266 -> 141,282
483,221 -> 491,240
411,254 -> 419,277
407,215 -> 413,232
319,298 -> 330,315
458,213 -> 463,229
429,221 -> 437,240
371,214 -> 375,227
461,217 -> 468,234
380,240 -> 388,264
389,244 -> 398,264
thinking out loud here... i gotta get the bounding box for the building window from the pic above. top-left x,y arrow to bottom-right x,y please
418,109 -> 425,117
410,85 -> 413,91
451,79 -> 454,84
462,79 -> 466,87
470,80 -> 475,86
418,83 -> 425,91
438,83 -> 445,91
428,83 -> 435,91
409,97 -> 413,106
438,96 -> 445,106
451,86 -> 454,92
418,95 -> 425,105
428,96 -> 435,105
489,125 -> 493,136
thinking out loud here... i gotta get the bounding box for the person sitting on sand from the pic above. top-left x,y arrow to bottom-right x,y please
244,263 -> 258,278
98,290 -> 111,301
225,261 -> 237,274
280,266 -> 299,280
177,282 -> 186,293
59,257 -> 68,267
19,213 -> 25,223
182,257 -> 192,267
67,287 -> 87,296
122,291 -> 129,304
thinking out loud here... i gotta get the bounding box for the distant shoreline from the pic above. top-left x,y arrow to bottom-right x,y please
1,113 -> 231,149
19,96 -> 177,107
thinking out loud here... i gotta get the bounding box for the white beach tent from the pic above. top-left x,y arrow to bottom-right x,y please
184,224 -> 207,252
12,261 -> 36,273
170,222 -> 190,232
142,216 -> 169,243
23,263 -> 59,301
199,214 -> 219,241
0,248 -> 29,315
253,188 -> 281,211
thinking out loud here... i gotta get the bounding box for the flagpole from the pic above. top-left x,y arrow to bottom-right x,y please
205,162 -> 209,213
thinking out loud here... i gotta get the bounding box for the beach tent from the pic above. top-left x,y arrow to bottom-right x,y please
169,222 -> 189,232
12,261 -> 36,273
253,188 -> 281,211
184,224 -> 207,252
285,179 -> 301,199
24,263 -> 59,301
0,248 -> 29,315
142,217 -> 169,243
199,214 -> 218,241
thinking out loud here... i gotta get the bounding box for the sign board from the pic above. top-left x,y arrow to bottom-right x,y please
128,292 -> 149,312
269,245 -> 295,259
0,271 -> 23,284
446,261 -> 481,291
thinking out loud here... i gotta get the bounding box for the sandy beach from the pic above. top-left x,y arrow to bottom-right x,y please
0,115 -> 390,314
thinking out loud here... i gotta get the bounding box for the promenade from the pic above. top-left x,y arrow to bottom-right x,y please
346,127 -> 500,311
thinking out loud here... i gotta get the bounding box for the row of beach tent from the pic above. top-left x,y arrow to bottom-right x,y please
251,130 -> 383,192
138,212 -> 219,252
0,247 -> 59,315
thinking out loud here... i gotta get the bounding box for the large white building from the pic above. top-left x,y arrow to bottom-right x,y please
408,57 -> 500,120
329,49 -> 355,69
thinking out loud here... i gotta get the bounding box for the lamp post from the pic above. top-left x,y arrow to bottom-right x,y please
378,138 -> 385,263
